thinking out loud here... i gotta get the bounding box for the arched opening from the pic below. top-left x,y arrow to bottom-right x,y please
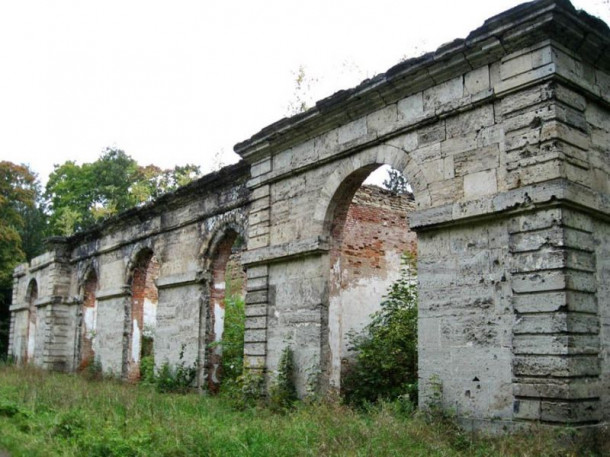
25,279 -> 38,363
78,269 -> 98,370
205,228 -> 246,393
127,249 -> 159,381
323,164 -> 418,397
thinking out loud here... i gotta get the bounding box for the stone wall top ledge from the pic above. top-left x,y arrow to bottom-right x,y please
96,287 -> 131,301
34,296 -> 68,308
9,302 -> 28,312
156,271 -> 204,289
234,0 -> 610,163
12,263 -> 27,278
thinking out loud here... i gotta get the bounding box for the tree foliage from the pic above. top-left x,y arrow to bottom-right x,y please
0,162 -> 43,286
0,161 -> 44,356
0,151 -> 201,356
45,148 -> 201,235
382,168 -> 410,195
342,252 -> 418,407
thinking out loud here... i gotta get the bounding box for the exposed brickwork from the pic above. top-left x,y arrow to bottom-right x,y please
26,280 -> 38,363
331,185 -> 416,281
207,231 -> 245,392
127,251 -> 159,382
226,253 -> 247,298
328,184 -> 417,387
78,272 -> 97,370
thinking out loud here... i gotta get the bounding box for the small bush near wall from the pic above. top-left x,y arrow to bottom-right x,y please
154,345 -> 197,394
269,346 -> 298,411
342,253 -> 418,407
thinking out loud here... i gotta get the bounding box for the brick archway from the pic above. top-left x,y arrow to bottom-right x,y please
25,279 -> 38,363
324,170 -> 417,391
78,268 -> 98,370
125,249 -> 159,381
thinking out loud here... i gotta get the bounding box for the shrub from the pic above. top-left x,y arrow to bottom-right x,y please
81,357 -> 104,381
155,344 -> 197,394
268,346 -> 297,410
224,361 -> 265,409
342,252 -> 418,407
140,355 -> 155,385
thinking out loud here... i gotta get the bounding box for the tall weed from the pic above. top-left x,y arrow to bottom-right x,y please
0,364 -> 603,457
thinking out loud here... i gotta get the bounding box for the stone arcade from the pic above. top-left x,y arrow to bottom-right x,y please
9,0 -> 610,428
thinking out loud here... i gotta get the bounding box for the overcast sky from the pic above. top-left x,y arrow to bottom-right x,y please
1,0 -> 608,184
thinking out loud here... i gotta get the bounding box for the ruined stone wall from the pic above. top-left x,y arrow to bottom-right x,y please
77,271 -> 97,370
587,98 -> 610,421
126,251 -> 159,381
8,0 -> 610,430
9,247 -> 74,371
596,217 -> 610,419
10,163 -> 251,382
237,0 -> 610,427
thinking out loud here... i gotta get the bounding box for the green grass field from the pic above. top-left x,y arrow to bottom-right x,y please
0,364 -> 601,456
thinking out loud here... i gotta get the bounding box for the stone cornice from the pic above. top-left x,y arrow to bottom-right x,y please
156,271 -> 208,289
96,286 -> 131,301
234,0 -> 610,163
9,295 -> 69,311
410,179 -> 610,231
241,236 -> 330,266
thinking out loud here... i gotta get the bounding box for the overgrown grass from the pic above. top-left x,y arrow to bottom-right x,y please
0,364 -> 603,457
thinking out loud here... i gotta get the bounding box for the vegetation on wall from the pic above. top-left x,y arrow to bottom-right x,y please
382,168 -> 411,195
342,252 -> 418,407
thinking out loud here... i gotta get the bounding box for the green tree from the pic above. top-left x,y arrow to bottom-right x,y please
383,168 -> 410,195
342,253 -> 418,407
90,148 -> 140,213
45,160 -> 96,234
218,294 -> 245,382
18,181 -> 49,262
0,162 -> 42,356
45,148 -> 201,235
131,163 -> 201,203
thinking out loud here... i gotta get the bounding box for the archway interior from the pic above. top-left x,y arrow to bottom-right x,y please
128,249 -> 159,381
327,165 -> 417,391
206,229 -> 246,393
79,270 -> 98,370
25,279 -> 38,362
